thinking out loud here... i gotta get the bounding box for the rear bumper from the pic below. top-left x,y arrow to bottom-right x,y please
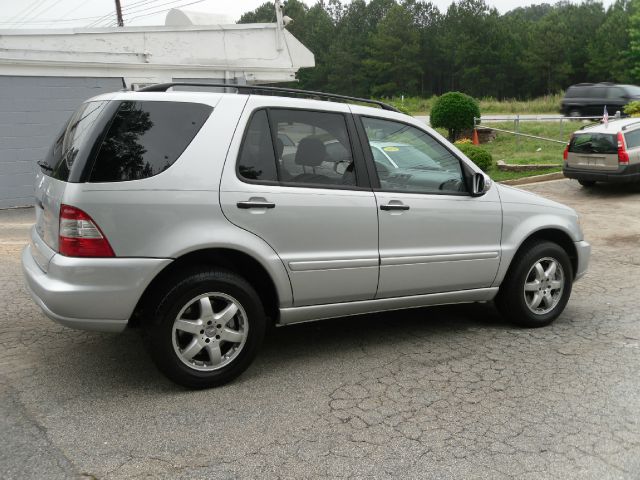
22,242 -> 171,333
574,240 -> 591,281
563,163 -> 640,183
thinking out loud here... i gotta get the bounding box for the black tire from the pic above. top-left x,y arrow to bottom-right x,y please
568,109 -> 582,118
578,180 -> 596,187
496,241 -> 573,328
147,268 -> 266,388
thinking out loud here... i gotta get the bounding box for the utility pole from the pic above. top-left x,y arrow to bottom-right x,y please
115,0 -> 124,27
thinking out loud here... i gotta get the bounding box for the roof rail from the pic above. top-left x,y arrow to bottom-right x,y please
137,82 -> 401,112
622,119 -> 640,131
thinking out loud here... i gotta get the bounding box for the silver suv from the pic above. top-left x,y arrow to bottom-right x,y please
563,117 -> 640,186
22,84 -> 591,388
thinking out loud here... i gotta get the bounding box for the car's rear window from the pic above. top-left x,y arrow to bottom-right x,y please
569,132 -> 618,154
38,100 -> 110,181
625,129 -> 640,149
89,101 -> 212,182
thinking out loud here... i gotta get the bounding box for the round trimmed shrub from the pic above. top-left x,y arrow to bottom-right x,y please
430,92 -> 480,141
456,143 -> 493,172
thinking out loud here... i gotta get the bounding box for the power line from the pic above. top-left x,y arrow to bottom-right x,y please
85,0 -> 164,28
3,0 -> 42,24
7,0 -> 49,26
124,0 -> 206,23
25,0 -> 68,24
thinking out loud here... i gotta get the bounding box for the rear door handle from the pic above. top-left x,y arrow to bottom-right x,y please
380,203 -> 409,211
237,201 -> 276,209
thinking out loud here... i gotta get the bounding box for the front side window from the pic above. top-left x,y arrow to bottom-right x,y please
361,117 -> 467,194
237,109 -> 357,187
89,101 -> 212,182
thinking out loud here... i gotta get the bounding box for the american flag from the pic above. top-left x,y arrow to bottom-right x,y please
603,105 -> 609,126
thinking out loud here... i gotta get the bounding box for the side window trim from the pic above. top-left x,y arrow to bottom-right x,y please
235,106 -> 372,191
354,114 -> 471,197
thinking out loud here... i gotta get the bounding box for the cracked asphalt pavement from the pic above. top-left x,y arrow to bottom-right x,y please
1,179 -> 640,479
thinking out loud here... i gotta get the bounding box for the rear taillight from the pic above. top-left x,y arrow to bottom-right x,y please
59,204 -> 115,257
617,132 -> 629,165
563,134 -> 572,161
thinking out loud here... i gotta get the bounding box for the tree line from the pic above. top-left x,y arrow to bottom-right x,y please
239,0 -> 640,99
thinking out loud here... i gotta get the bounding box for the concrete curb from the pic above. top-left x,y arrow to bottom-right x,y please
499,172 -> 565,186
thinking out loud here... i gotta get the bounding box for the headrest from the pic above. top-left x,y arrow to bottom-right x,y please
295,137 -> 326,167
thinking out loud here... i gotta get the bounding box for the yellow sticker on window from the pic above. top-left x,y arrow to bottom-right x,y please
383,146 -> 400,152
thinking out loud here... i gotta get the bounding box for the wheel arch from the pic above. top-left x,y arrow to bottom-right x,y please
130,248 -> 287,327
495,227 -> 578,286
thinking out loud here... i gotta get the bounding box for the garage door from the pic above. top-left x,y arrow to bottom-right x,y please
0,76 -> 124,209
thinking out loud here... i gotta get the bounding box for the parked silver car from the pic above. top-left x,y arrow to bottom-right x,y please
563,117 -> 640,186
22,84 -> 590,388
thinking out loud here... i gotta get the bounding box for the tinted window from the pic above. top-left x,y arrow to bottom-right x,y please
39,101 -> 110,181
565,87 -> 582,98
237,109 -> 357,187
361,117 -> 466,194
89,101 -> 211,182
607,87 -> 625,99
271,109 -> 356,187
589,87 -> 607,98
569,133 -> 618,154
238,110 -> 278,182
625,129 -> 640,149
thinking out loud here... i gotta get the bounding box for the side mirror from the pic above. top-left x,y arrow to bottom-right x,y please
471,172 -> 490,196
462,162 -> 490,196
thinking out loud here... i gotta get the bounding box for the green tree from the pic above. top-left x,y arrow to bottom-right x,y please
587,0 -> 633,82
363,3 -> 422,96
630,0 -> 640,82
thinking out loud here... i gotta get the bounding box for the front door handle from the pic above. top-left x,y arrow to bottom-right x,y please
237,200 -> 276,209
380,203 -> 409,211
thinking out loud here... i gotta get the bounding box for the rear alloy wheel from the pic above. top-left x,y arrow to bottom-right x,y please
496,241 -> 573,327
149,269 -> 265,388
578,180 -> 596,187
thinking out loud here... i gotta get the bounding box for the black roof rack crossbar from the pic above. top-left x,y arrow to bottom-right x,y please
137,82 -> 401,112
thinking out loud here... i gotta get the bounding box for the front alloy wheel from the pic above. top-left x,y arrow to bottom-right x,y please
496,241 -> 573,327
523,257 -> 565,315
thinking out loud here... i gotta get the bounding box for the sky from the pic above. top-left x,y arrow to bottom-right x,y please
0,0 -> 616,29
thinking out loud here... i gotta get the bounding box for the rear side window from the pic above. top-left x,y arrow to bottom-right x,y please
564,87 -> 581,98
39,101 -> 110,181
569,133 -> 618,154
237,110 -> 278,182
625,129 -> 640,149
89,101 -> 212,182
237,108 -> 357,188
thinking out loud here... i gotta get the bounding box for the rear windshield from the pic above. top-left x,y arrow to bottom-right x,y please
38,101 -> 110,181
569,132 -> 618,154
89,101 -> 212,182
